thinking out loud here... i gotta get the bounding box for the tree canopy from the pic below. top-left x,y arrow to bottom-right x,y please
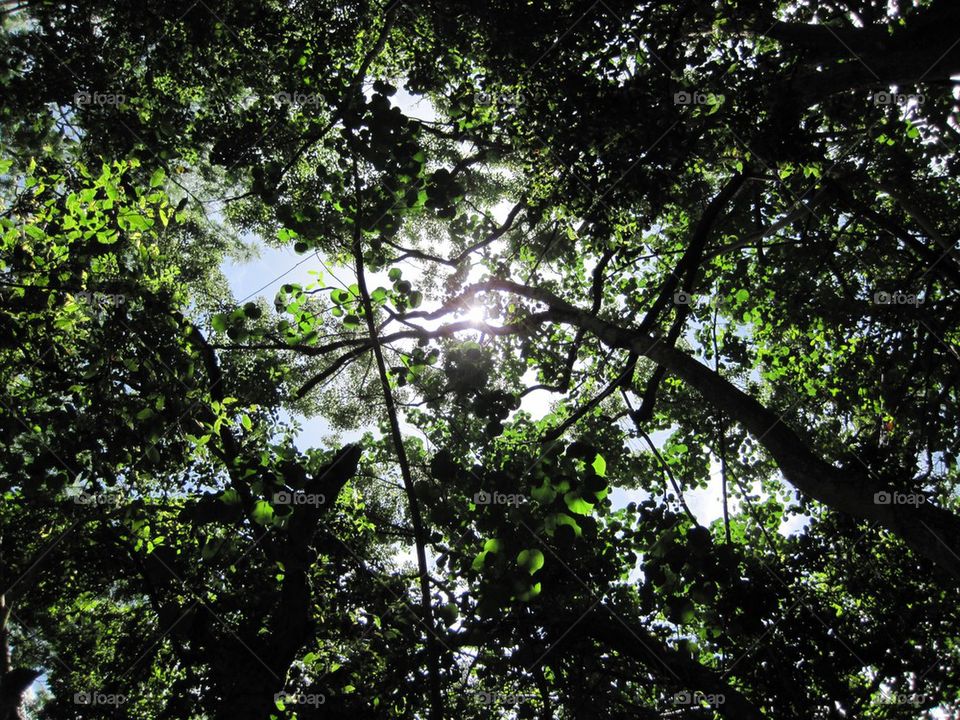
2,1 -> 959,718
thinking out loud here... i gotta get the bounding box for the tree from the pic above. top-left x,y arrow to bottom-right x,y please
1,1 -> 959,718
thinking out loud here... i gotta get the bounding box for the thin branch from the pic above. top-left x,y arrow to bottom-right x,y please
637,173 -> 748,336
541,353 -> 637,444
351,162 -> 444,719
295,344 -> 371,398
622,390 -> 697,525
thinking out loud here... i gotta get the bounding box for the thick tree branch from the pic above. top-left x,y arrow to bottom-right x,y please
456,279 -> 960,580
576,610 -> 765,720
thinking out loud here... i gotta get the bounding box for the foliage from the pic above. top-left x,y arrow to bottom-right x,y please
2,1 -> 960,719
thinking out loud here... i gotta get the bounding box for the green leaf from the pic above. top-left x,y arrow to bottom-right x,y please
517,549 -> 545,574
483,538 -> 502,553
251,500 -> 275,526
220,488 -> 241,505
149,167 -> 165,187
517,582 -> 541,601
591,453 -> 606,477
438,602 -> 459,626
564,492 -> 593,515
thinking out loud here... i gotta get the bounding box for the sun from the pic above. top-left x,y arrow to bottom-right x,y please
464,304 -> 486,324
